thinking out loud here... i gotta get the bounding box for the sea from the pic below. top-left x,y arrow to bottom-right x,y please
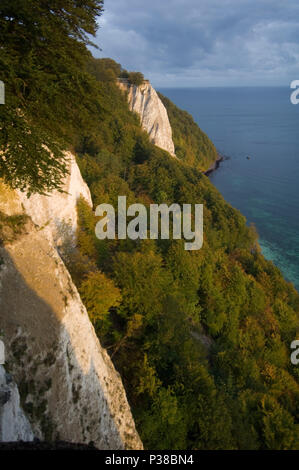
159,87 -> 299,291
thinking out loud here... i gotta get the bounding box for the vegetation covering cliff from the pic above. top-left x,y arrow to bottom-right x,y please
1,1 -> 299,451
0,160 -> 142,449
73,71 -> 299,449
158,92 -> 218,171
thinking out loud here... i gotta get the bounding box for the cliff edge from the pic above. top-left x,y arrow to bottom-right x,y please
118,79 -> 176,157
0,155 -> 142,449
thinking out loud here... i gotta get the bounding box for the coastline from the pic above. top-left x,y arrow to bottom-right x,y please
203,153 -> 224,176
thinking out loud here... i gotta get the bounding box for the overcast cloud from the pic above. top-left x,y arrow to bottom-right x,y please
93,0 -> 299,87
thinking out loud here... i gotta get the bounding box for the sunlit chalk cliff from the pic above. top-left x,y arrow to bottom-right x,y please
17,152 -> 92,247
0,155 -> 142,449
118,79 -> 176,157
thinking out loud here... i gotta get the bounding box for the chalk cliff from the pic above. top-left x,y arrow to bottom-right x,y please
0,155 -> 142,449
0,365 -> 34,442
118,79 -> 176,157
16,152 -> 92,246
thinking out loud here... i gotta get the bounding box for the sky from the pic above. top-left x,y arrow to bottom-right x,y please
93,0 -> 299,88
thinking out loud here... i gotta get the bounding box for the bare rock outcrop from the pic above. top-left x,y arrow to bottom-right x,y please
17,151 -> 92,246
118,79 -> 176,157
0,155 -> 142,449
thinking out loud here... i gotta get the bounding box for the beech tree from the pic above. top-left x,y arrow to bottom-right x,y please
0,0 -> 103,193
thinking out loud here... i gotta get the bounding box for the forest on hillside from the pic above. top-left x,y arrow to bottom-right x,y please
1,0 -> 299,450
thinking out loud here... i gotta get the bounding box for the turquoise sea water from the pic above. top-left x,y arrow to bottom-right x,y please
159,87 -> 299,290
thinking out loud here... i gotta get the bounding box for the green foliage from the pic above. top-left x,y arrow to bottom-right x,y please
259,396 -> 299,449
0,210 -> 30,243
2,13 -> 298,447
79,271 -> 121,323
139,387 -> 188,450
87,57 -> 122,82
158,92 -> 218,171
113,249 -> 171,322
0,0 -> 103,193
71,73 -> 299,448
119,70 -> 130,79
127,72 -> 145,86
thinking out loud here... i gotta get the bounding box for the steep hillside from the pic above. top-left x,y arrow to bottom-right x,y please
0,157 -> 142,449
118,79 -> 176,156
69,59 -> 299,450
158,92 -> 218,171
1,2 -> 299,449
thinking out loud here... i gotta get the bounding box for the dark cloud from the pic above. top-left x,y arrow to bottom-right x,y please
93,0 -> 299,86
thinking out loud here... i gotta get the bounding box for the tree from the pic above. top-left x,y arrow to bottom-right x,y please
87,57 -> 121,82
139,387 -> 187,450
113,249 -> 171,322
260,397 -> 299,450
60,59 -> 299,449
79,271 -> 121,324
119,69 -> 129,79
0,0 -> 103,194
128,72 -> 144,86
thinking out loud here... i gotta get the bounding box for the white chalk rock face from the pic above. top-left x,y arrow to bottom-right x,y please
0,365 -> 34,442
0,235 -> 142,449
118,79 -> 176,157
16,152 -> 92,246
0,156 -> 143,449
